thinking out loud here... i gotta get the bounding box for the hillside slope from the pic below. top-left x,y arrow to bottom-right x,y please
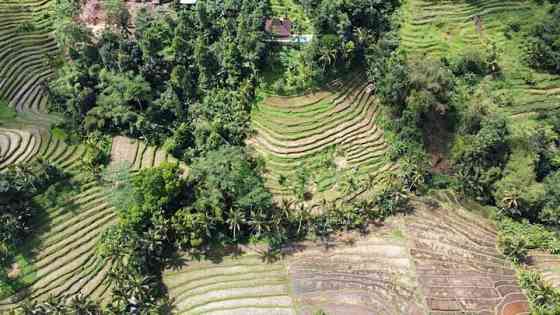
400,0 -> 560,116
163,198 -> 529,315
249,75 -> 397,204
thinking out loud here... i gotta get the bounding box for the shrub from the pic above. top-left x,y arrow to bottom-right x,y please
526,6 -> 560,74
498,233 -> 528,263
497,217 -> 560,254
540,171 -> 560,225
493,150 -> 545,220
452,114 -> 510,201
449,48 -> 491,77
518,270 -> 560,314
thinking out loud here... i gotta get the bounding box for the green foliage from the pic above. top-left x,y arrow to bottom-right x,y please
541,171 -> 560,225
262,46 -> 317,95
526,5 -> 560,74
99,163 -> 186,313
533,112 -> 560,180
452,113 -> 510,201
180,146 -> 272,242
302,0 -> 400,76
0,161 -> 62,266
447,45 -> 498,78
493,150 -> 545,219
14,21 -> 35,34
0,161 -> 63,298
0,99 -> 16,122
372,51 -> 410,111
407,58 -> 456,116
373,55 -> 456,192
497,217 -> 560,256
19,295 -> 103,314
518,270 -> 560,315
50,0 -> 269,155
498,233 -> 529,263
79,134 -> 111,180
103,0 -> 131,32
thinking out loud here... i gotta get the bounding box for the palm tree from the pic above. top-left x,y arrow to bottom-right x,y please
226,208 -> 245,240
69,294 -> 101,314
318,46 -> 337,72
353,27 -> 370,47
501,191 -> 521,216
248,209 -> 268,237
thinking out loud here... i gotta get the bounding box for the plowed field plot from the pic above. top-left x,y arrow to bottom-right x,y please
285,219 -> 426,315
249,74 -> 396,203
407,197 -> 529,315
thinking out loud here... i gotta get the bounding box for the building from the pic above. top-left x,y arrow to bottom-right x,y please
265,18 -> 293,38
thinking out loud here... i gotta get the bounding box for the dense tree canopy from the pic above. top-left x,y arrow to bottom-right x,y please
527,5 -> 560,74
49,0 -> 270,161
0,161 -> 62,267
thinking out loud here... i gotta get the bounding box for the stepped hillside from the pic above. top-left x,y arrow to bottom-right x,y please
0,138 -> 176,311
0,0 -> 58,124
400,0 -> 560,117
0,181 -> 116,311
0,127 -> 91,173
285,220 -> 426,315
249,75 -> 397,203
0,0 -> 184,310
110,136 -> 181,170
412,192 -> 530,315
164,250 -> 296,315
163,197 -> 529,315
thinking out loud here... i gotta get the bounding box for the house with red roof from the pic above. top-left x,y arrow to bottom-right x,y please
265,18 -> 293,38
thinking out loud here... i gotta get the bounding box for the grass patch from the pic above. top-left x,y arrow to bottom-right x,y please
0,251 -> 37,299
0,98 -> 16,122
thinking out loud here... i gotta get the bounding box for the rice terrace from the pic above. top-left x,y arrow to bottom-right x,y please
1,0 -> 560,314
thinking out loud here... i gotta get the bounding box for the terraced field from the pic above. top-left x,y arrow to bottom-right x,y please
0,0 -> 58,123
163,223 -> 425,315
163,250 -> 296,315
164,197 -> 531,315
400,0 -> 530,57
0,127 -> 90,173
0,136 -> 177,311
420,192 -> 530,315
400,0 -> 560,116
110,135 -> 180,170
0,181 -> 115,311
249,75 -> 397,202
286,221 -> 426,315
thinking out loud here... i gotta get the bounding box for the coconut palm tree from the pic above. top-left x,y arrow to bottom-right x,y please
226,208 -> 245,240
69,294 -> 102,314
248,208 -> 268,237
318,46 -> 337,72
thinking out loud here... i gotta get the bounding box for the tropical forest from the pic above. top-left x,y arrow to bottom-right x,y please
1,0 -> 560,314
